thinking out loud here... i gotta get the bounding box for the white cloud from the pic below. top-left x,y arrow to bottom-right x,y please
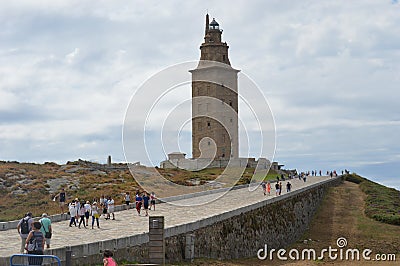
65,48 -> 79,64
0,0 -> 399,188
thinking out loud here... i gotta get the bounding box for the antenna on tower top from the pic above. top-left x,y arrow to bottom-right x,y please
205,13 -> 210,34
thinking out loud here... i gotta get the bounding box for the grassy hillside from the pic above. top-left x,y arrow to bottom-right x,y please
0,161 -> 138,221
0,160 -> 279,221
342,173 -> 400,225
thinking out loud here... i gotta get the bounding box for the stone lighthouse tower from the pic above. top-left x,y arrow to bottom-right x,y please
190,14 -> 239,160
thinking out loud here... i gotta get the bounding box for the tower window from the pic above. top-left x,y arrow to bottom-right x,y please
208,141 -> 211,146
223,55 -> 226,61
207,121 -> 211,127
229,100 -> 232,107
230,118 -> 233,123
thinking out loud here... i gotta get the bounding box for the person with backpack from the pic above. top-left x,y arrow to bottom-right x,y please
25,221 -> 45,265
17,212 -> 34,253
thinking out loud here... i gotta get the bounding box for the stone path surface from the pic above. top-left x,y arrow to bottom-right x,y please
0,176 -> 332,258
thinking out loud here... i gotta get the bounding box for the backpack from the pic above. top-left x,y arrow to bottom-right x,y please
27,231 -> 43,251
20,218 -> 29,234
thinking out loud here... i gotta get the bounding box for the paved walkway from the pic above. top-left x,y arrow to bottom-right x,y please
0,175 -> 332,258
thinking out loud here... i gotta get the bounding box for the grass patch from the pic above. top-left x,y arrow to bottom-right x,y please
343,173 -> 400,225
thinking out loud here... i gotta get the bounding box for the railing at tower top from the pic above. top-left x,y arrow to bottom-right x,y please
10,254 -> 61,266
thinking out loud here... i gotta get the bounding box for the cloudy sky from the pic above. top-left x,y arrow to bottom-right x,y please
0,0 -> 399,189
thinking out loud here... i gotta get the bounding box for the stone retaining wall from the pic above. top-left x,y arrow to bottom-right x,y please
164,177 -> 341,261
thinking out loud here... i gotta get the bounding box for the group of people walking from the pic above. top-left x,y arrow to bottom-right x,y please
56,190 -> 158,231
17,210 -> 118,265
261,181 -> 292,196
260,169 -> 344,196
15,190 -> 155,265
67,197 -> 114,229
17,212 -> 52,265
134,191 -> 156,216
63,196 -> 116,230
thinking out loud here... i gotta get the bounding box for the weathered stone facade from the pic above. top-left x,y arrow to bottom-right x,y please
191,14 -> 239,159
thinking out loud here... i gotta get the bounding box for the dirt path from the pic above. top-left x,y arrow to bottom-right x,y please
282,181 -> 399,265
292,181 -> 364,252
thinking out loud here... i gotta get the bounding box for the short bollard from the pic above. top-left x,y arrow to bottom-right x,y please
66,246 -> 72,266
149,216 -> 165,265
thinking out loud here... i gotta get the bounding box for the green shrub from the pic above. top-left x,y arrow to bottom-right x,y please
342,173 -> 365,184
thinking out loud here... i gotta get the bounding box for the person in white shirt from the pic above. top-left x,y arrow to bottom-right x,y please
84,201 -> 91,227
74,198 -> 80,210
68,200 -> 78,227
91,202 -> 100,229
99,195 -> 106,217
124,192 -> 131,210
77,204 -> 86,228
106,196 -> 115,220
